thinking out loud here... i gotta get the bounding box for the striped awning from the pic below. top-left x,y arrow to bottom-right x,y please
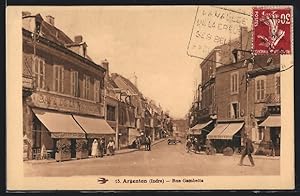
259,115 -> 281,127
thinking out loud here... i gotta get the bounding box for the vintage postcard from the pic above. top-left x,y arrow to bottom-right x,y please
6,5 -> 294,190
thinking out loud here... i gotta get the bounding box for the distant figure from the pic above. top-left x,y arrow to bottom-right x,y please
41,144 -> 47,159
107,138 -> 116,156
91,139 -> 99,158
135,137 -> 141,149
98,138 -> 104,158
146,136 -> 152,151
194,138 -> 200,153
239,134 -> 255,167
186,138 -> 192,153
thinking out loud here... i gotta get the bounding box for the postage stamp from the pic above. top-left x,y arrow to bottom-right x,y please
252,7 -> 292,55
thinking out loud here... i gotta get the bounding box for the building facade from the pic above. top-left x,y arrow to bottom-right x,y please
22,12 -> 114,161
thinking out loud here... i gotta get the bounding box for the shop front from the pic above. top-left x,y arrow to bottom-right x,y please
72,115 -> 116,156
32,108 -> 86,161
257,115 -> 281,156
188,120 -> 214,147
207,122 -> 244,154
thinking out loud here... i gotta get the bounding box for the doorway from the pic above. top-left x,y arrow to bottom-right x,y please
70,139 -> 76,158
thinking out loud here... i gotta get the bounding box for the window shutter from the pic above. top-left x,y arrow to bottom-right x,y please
53,66 -> 56,91
83,76 -> 86,99
61,67 -> 64,93
42,61 -> 45,89
237,102 -> 240,118
70,72 -> 74,96
228,103 -> 231,118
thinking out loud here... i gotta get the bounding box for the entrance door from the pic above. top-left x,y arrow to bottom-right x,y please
270,127 -> 280,156
70,139 -> 76,158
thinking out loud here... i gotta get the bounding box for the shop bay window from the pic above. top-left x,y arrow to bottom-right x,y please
83,75 -> 90,99
33,57 -> 45,89
94,79 -> 100,102
255,76 -> 266,102
53,65 -> 64,93
70,70 -> 79,97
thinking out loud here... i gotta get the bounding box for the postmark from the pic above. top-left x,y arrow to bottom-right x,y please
252,7 -> 291,55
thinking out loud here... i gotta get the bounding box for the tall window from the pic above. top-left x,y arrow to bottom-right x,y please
107,105 -> 116,121
94,79 -> 100,102
230,72 -> 239,94
275,73 -> 280,95
33,57 -> 45,89
83,74 -> 90,99
53,65 -> 64,93
70,70 -> 78,97
255,76 -> 266,102
228,102 -> 240,119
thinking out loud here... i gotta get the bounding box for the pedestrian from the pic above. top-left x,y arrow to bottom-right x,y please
194,138 -> 199,153
239,133 -> 255,167
186,138 -> 192,153
91,139 -> 98,158
107,137 -> 116,156
147,136 -> 152,151
98,138 -> 104,158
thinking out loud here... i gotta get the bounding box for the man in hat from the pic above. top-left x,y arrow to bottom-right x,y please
239,133 -> 255,167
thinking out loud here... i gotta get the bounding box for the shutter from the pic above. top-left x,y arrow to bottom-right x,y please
70,71 -> 74,96
82,75 -> 86,98
42,61 -> 45,89
237,102 -> 240,118
61,67 -> 64,93
228,103 -> 231,118
53,66 -> 56,91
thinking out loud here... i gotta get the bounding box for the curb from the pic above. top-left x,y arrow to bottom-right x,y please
25,138 -> 168,164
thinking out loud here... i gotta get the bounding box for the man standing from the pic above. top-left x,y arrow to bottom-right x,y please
239,133 -> 255,167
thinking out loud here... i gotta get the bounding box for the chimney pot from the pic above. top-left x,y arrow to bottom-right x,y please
74,35 -> 83,43
46,15 -> 55,26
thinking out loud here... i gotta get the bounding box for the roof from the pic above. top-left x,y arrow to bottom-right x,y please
22,13 -> 99,69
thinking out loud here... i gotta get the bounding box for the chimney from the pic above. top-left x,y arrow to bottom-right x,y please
101,59 -> 109,76
74,35 -> 83,43
46,15 -> 55,26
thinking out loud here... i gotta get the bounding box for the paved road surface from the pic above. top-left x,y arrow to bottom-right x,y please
24,140 -> 280,176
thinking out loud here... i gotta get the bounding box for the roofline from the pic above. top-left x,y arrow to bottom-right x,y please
23,28 -> 106,72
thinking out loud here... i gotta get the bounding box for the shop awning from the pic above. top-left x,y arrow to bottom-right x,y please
259,115 -> 281,127
207,123 -> 244,140
217,123 -> 244,140
191,120 -> 213,131
72,115 -> 115,138
207,123 -> 229,140
32,109 -> 85,139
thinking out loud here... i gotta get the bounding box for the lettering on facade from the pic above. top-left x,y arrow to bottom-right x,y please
30,92 -> 102,116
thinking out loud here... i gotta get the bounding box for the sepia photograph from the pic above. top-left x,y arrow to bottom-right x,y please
6,5 -> 294,190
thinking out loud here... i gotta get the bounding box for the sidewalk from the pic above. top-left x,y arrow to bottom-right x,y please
25,138 -> 167,164
190,150 -> 280,160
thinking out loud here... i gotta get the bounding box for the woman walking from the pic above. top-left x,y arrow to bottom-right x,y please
91,139 -> 99,158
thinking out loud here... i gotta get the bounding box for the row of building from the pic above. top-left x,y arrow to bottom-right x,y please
22,12 -> 173,161
188,27 -> 281,156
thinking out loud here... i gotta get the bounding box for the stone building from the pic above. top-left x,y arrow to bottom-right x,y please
22,12 -> 114,160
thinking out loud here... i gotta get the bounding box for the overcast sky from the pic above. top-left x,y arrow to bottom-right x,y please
26,6 -> 252,119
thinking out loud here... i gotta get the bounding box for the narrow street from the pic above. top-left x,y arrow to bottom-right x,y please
24,140 -> 280,177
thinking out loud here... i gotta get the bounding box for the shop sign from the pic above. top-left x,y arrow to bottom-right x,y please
30,92 -> 103,116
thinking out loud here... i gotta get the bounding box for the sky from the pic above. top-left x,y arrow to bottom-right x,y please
26,6 -> 252,119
